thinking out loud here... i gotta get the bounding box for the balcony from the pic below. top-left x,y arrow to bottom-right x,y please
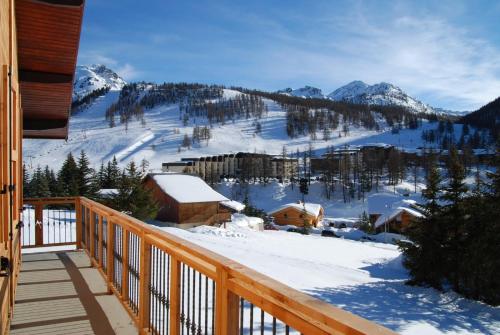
12,197 -> 397,335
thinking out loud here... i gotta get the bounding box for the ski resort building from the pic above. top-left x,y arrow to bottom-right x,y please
162,152 -> 299,181
143,173 -> 231,227
269,202 -> 324,227
0,1 -> 397,334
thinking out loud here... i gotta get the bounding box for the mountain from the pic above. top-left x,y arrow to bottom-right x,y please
460,96 -> 500,138
277,86 -> 325,99
73,64 -> 126,101
328,81 -> 435,114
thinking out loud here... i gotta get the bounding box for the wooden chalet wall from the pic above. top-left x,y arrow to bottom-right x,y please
0,0 -> 22,332
272,207 -> 324,227
144,177 -> 224,225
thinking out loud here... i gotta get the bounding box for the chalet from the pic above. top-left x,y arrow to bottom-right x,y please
143,173 -> 230,227
374,206 -> 425,233
368,193 -> 425,233
269,202 -> 324,227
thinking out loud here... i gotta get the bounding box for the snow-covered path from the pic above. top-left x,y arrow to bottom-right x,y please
160,227 -> 500,335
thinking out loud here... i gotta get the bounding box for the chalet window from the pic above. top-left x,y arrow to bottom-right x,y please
284,213 -> 288,218
299,214 -> 304,218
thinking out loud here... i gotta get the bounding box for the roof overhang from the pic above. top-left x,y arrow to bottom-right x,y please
16,0 -> 85,139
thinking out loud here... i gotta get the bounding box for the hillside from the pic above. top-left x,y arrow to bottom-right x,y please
24,65 -> 480,173
460,96 -> 500,140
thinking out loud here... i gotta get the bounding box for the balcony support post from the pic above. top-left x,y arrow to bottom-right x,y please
34,203 -> 43,246
75,197 -> 82,249
139,234 -> 151,333
216,269 -> 239,335
169,255 -> 181,335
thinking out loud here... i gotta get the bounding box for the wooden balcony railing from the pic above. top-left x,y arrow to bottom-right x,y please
20,197 -> 397,335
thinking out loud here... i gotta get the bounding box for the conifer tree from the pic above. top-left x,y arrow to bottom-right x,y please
29,166 -> 51,198
57,153 -> 79,196
111,161 -> 158,220
23,164 -> 31,198
399,159 -> 444,289
76,150 -> 98,197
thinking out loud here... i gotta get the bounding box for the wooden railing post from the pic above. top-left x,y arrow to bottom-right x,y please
106,217 -> 114,294
89,209 -> 95,264
122,229 -> 129,302
98,215 -> 103,268
75,197 -> 82,249
139,234 -> 152,333
169,256 -> 181,335
216,269 -> 239,335
34,203 -> 43,246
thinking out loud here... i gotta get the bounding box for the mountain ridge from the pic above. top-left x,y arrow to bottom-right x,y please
73,64 -> 126,101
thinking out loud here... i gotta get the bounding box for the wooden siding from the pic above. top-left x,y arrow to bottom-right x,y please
375,211 -> 418,234
271,206 -> 324,227
16,0 -> 84,139
0,1 -> 23,332
144,177 -> 226,225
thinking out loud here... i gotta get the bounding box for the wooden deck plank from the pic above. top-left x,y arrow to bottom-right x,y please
11,250 -> 137,335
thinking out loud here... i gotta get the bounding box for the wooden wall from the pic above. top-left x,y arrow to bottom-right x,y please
144,177 -> 223,225
0,0 -> 22,333
271,207 -> 323,227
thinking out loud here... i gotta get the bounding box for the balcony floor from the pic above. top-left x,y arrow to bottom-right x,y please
10,250 -> 137,335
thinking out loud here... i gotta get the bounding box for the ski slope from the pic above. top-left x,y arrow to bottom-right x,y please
23,89 -> 450,173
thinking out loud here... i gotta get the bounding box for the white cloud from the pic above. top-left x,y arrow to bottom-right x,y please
247,12 -> 500,111
115,63 -> 141,81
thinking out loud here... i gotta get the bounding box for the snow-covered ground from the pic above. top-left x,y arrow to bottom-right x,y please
157,221 -> 500,335
216,179 -> 425,219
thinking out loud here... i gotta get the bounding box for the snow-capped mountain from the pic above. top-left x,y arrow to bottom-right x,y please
328,81 -> 434,114
277,86 -> 325,99
73,64 -> 126,101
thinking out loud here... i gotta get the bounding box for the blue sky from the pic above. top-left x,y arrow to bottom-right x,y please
78,0 -> 500,112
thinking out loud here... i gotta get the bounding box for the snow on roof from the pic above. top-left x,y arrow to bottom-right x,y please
269,202 -> 323,217
149,173 -> 228,203
368,193 -> 403,215
98,188 -> 118,197
221,200 -> 246,212
374,206 -> 425,228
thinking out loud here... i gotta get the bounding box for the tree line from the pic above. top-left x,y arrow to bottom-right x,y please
399,144 -> 500,306
24,151 -> 157,220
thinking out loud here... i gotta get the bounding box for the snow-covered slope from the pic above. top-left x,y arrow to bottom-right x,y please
23,90 -> 456,173
73,64 -> 126,101
328,81 -> 435,114
277,86 -> 325,99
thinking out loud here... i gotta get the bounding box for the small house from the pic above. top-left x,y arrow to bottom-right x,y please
374,207 -> 425,233
143,173 -> 230,228
269,202 -> 324,227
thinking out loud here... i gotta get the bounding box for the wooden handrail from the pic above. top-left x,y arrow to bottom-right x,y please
29,196 -> 398,335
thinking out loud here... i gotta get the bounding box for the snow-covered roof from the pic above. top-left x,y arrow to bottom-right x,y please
98,188 -> 118,197
367,193 -> 403,215
221,200 -> 246,212
149,173 -> 228,203
269,202 -> 323,217
374,206 -> 425,228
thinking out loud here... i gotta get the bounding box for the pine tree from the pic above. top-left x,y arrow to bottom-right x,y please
399,159 -> 444,289
23,164 -> 31,198
58,153 -> 80,196
111,161 -> 158,220
29,166 -> 51,198
77,150 -> 98,197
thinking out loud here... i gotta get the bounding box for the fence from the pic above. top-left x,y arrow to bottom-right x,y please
23,196 -> 397,335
